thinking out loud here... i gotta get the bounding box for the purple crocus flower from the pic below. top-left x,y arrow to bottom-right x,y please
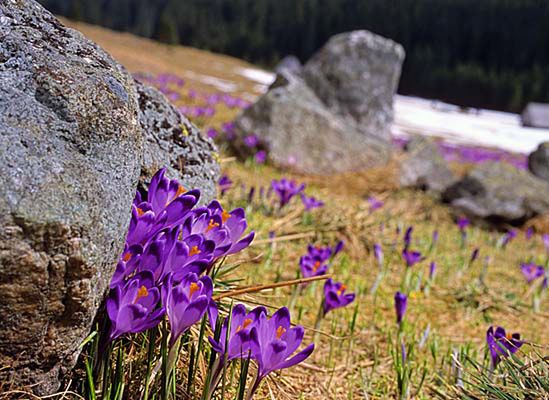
403,227 -> 413,250
218,174 -> 232,196
126,169 -> 199,246
248,307 -> 314,393
300,194 -> 324,211
244,134 -> 259,148
181,200 -> 255,259
110,243 -> 143,288
432,230 -> 439,246
271,178 -> 305,208
486,326 -> 523,369
208,304 -> 266,361
520,263 -> 545,283
543,234 -> 549,252
394,291 -> 408,324
106,271 -> 165,342
502,229 -> 517,248
139,227 -> 215,283
333,240 -> 345,256
323,279 -> 355,315
299,241 -> 342,279
470,248 -> 479,264
367,196 -> 384,212
299,255 -> 329,279
457,217 -> 470,231
306,241 -> 343,262
164,273 -> 213,347
254,150 -> 267,164
429,261 -> 437,280
374,243 -> 383,267
207,128 -> 218,139
525,227 -> 534,240
402,249 -> 423,267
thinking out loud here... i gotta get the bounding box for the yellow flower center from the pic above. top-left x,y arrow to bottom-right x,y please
313,261 -> 321,272
136,207 -> 145,216
189,282 -> 200,297
166,185 -> 187,206
189,246 -> 201,256
134,285 -> 149,303
276,326 -> 286,339
206,219 -> 220,232
236,318 -> 253,333
337,285 -> 347,296
221,209 -> 231,224
123,252 -> 132,262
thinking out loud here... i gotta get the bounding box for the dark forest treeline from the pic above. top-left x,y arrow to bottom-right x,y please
40,0 -> 549,112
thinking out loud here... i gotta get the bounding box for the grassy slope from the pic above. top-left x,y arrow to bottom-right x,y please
64,20 -> 548,399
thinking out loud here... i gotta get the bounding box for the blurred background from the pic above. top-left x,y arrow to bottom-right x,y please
39,0 -> 549,113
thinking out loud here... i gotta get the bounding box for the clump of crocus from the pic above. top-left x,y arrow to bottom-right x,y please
301,193 -> 324,211
181,200 -> 255,261
299,241 -> 344,279
486,326 -> 523,370
271,178 -> 305,208
394,291 -> 408,325
322,279 -> 355,316
126,169 -> 200,246
218,174 -> 232,196
247,307 -> 314,398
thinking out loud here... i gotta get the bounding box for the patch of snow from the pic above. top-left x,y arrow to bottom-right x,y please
392,95 -> 549,154
181,71 -> 238,93
235,67 -> 275,87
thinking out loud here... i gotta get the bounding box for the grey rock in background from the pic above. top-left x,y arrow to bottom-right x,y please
234,70 -> 391,174
399,137 -> 456,194
303,30 -> 405,142
443,162 -> 549,223
0,0 -> 142,393
521,102 -> 549,128
274,55 -> 303,77
528,141 -> 549,182
137,81 -> 219,204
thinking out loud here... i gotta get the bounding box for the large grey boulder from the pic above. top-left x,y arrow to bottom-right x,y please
527,141 -> 549,182
234,70 -> 391,173
303,30 -> 405,142
0,0 -> 142,393
274,55 -> 303,77
443,162 -> 549,223
521,102 -> 549,128
137,81 -> 219,203
0,1 -> 219,394
399,137 -> 456,193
